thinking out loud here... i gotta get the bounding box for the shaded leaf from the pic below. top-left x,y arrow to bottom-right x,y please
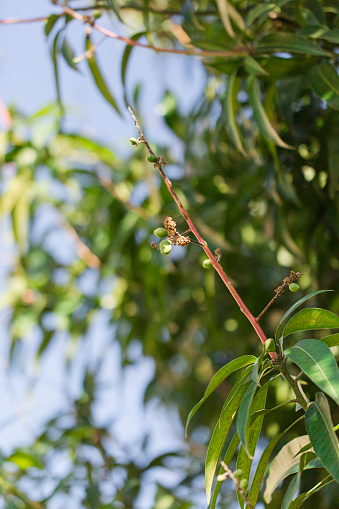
247,76 -> 292,148
185,355 -> 256,436
244,56 -> 268,76
61,37 -> 79,71
85,35 -> 121,115
45,14 -> 59,37
121,32 -> 146,107
282,472 -> 301,509
236,381 -> 257,458
257,33 -> 331,56
225,71 -> 247,156
305,393 -> 339,482
283,308 -> 339,337
286,339 -> 339,405
309,62 -> 339,111
209,433 -> 240,508
288,475 -> 335,509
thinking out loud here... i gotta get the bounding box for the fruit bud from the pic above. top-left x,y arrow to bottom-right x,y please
239,478 -> 248,489
289,283 -> 300,292
146,154 -> 158,163
154,228 -> 168,239
203,259 -> 213,269
233,469 -> 243,478
130,137 -> 138,145
159,240 -> 172,255
92,10 -> 102,19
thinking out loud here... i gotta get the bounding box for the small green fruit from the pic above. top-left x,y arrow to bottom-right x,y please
130,137 -> 138,145
154,227 -> 168,239
146,154 -> 158,163
239,478 -> 248,489
289,283 -> 300,292
160,240 -> 172,255
233,469 -> 243,479
203,259 -> 213,269
92,10 -> 102,19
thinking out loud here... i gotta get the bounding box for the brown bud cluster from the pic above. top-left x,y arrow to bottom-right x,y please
176,236 -> 190,247
164,217 -> 177,237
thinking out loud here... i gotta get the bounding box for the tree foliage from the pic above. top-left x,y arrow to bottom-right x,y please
1,1 -> 339,507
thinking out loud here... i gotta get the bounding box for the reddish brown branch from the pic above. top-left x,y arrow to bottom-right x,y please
0,16 -> 48,24
50,0 -> 248,58
128,107 -> 275,358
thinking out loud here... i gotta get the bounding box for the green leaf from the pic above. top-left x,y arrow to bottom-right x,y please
236,382 -> 269,508
283,308 -> 339,337
61,37 -> 79,71
45,14 -> 59,37
244,56 -> 268,76
321,333 -> 339,348
305,393 -> 339,482
250,399 -> 296,426
121,32 -> 145,107
6,451 -> 43,470
275,290 -> 332,343
286,339 -> 339,405
51,29 -> 64,114
246,0 -> 291,28
288,475 -> 335,509
216,0 -> 235,38
248,416 -> 304,508
209,433 -> 240,508
257,33 -> 331,57
85,35 -> 121,115
309,62 -> 339,111
328,124 -> 339,199
319,28 -> 339,44
205,381 -> 251,504
236,381 -> 258,458
225,71 -> 248,156
247,76 -> 292,148
185,355 -> 256,436
282,472 -> 301,509
264,435 -> 323,503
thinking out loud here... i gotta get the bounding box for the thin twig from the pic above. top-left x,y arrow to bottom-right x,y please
219,462 -> 254,509
256,270 -> 302,321
0,16 -> 49,24
128,107 -> 276,358
50,0 -> 249,58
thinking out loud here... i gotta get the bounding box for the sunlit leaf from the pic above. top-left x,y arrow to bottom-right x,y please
215,0 -> 235,38
205,381 -> 251,504
248,416 -> 304,508
275,290 -> 332,343
6,451 -> 43,470
283,308 -> 339,337
286,339 -> 339,405
305,393 -> 339,482
264,435 -> 323,503
321,333 -> 339,348
185,355 -> 256,436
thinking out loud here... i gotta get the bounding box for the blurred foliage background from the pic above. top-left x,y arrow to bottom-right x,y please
0,0 -> 339,507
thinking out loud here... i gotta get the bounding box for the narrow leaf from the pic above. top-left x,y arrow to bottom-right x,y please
85,35 -> 121,115
286,339 -> 339,405
282,472 -> 301,509
275,290 -> 332,343
283,308 -> 339,337
216,0 -> 235,38
185,355 -> 255,436
45,14 -> 59,37
264,435 -> 323,503
248,416 -> 304,508
205,381 -> 251,504
288,475 -> 335,509
244,56 -> 268,76
236,382 -> 269,508
225,71 -> 248,155
305,393 -> 339,482
51,29 -> 64,114
236,381 -> 258,458
309,62 -> 339,111
209,433 -> 240,508
61,37 -> 79,71
321,333 -> 339,348
257,33 -> 331,57
247,76 -> 292,148
121,32 -> 145,107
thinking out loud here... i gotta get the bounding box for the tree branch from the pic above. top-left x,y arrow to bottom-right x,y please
128,107 -> 276,358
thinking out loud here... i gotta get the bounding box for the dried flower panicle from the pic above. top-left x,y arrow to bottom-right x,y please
164,216 -> 177,237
